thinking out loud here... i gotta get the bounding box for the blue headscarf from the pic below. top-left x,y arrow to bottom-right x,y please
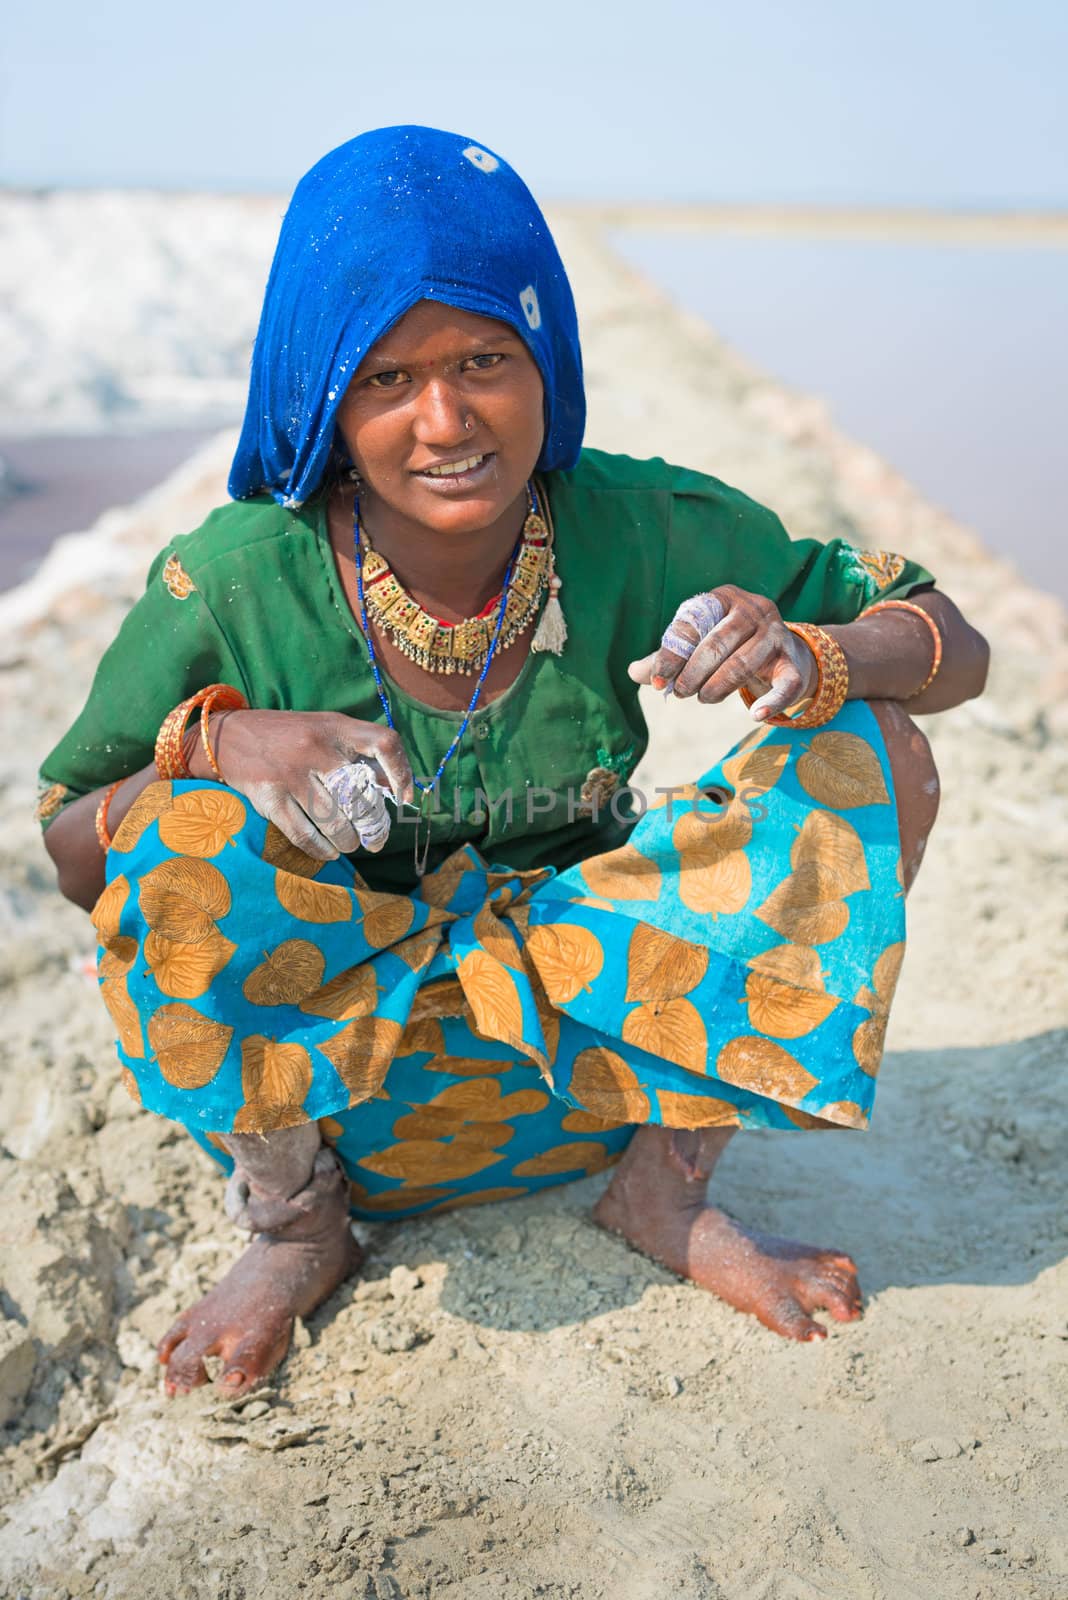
229,125 -> 586,509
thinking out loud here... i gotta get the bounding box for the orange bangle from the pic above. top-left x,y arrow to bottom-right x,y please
199,686 -> 244,781
95,779 -> 123,853
739,622 -> 849,728
859,599 -> 942,697
155,685 -> 247,780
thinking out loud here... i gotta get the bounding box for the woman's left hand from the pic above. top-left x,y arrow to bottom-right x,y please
627,586 -> 819,720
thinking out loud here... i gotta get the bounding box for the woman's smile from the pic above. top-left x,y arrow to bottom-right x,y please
412,450 -> 498,489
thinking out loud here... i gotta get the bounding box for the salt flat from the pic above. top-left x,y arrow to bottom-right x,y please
0,200 -> 1064,1600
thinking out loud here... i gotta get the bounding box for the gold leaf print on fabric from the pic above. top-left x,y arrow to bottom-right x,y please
783,1100 -> 868,1129
569,1047 -> 651,1123
91,874 -> 130,944
677,842 -> 752,918
456,949 -> 526,1046
120,1066 -> 142,1105
234,1035 -> 314,1132
392,926 -> 445,971
796,731 -> 890,809
139,857 -> 230,943
98,933 -> 138,981
625,922 -> 709,1004
561,1107 -> 629,1133
300,964 -> 379,1022
162,553 -> 197,599
35,781 -> 69,824
144,926 -> 237,999
748,941 -> 826,987
852,940 -> 906,1076
408,979 -> 468,1022
355,888 -> 416,949
472,903 -> 524,972
414,1077 -> 547,1125
570,895 -> 615,912
720,740 -> 792,798
421,1055 -> 514,1076
856,548 -> 907,590
622,997 -> 708,1073
581,842 -> 662,903
242,940 -> 326,1007
790,809 -> 870,896
716,1035 -> 819,1102
657,1090 -> 743,1129
318,1015 -> 404,1104
157,788 -> 247,858
147,1003 -> 232,1088
357,1139 -> 506,1186
428,1187 -> 530,1214
392,1112 -> 514,1150
275,870 -> 352,925
349,1180 -> 450,1213
101,974 -> 144,1059
754,862 -> 850,946
524,923 -> 605,1004
418,852 -> 476,909
261,821 -> 325,879
743,970 -> 839,1039
743,943 -> 840,1039
526,965 -> 561,1071
109,781 -> 174,852
397,1017 -> 446,1058
512,1142 -> 611,1178
672,795 -> 752,855
319,1115 -> 345,1142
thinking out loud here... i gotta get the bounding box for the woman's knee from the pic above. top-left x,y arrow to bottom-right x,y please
867,699 -> 940,891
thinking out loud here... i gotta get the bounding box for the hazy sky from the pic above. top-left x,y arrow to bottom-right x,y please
3,0 -> 1066,206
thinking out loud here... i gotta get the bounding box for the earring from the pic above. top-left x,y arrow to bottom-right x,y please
347,466 -> 363,483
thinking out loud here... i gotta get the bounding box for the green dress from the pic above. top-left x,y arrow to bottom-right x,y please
37,447 -> 933,886
39,450 -> 937,1218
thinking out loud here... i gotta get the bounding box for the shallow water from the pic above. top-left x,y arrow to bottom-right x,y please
612,229 -> 1068,605
0,427 -> 222,590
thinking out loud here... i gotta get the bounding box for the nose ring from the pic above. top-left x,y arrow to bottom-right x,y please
464,416 -> 475,432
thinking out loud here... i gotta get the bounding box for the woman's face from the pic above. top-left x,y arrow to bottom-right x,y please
335,300 -> 545,535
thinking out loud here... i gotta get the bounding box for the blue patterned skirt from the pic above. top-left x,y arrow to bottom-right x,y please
92,700 -> 906,1219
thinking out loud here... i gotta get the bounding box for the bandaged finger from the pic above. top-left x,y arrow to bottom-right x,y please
657,592 -> 727,693
320,760 -> 392,852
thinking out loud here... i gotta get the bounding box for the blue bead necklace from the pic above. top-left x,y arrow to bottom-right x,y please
353,488 -> 530,874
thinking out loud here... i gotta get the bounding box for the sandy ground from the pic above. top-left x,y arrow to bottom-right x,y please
0,215 -> 1065,1600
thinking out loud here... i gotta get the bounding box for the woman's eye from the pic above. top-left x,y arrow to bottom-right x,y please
464,353 -> 504,370
367,370 -> 408,389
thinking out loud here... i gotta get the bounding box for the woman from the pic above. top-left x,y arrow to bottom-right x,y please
38,125 -> 989,1398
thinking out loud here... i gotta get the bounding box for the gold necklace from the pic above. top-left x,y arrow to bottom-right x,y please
357,483 -> 557,676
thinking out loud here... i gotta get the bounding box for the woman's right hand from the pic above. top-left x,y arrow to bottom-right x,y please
188,710 -> 415,860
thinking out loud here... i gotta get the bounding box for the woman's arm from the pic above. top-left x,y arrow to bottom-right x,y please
629,584 -> 989,719
44,709 -> 415,916
43,714 -> 240,914
822,589 -> 989,713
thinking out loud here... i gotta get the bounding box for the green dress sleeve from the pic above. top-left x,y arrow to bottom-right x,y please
661,464 -> 936,625
35,547 -> 252,832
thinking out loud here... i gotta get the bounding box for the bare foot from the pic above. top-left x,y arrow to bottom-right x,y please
158,1150 -> 362,1397
593,1125 -> 862,1342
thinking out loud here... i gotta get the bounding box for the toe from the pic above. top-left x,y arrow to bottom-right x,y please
756,1295 -> 827,1342
164,1330 -> 217,1395
218,1322 -> 293,1397
157,1312 -> 192,1365
801,1268 -> 863,1322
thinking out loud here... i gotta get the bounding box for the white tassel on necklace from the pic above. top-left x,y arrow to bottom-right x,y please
531,564 -> 567,655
